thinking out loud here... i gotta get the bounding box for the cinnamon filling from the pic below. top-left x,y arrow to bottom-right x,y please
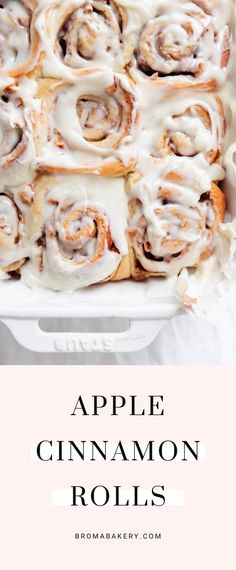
77,95 -> 122,142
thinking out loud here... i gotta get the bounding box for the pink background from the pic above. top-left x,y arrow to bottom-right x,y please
0,366 -> 235,568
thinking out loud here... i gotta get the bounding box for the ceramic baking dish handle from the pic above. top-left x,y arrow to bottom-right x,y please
1,318 -> 167,353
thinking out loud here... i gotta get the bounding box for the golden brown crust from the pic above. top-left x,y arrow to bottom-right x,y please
150,76 -> 217,94
110,252 -> 131,281
2,259 -> 25,274
211,182 -> 226,223
37,158 -> 136,178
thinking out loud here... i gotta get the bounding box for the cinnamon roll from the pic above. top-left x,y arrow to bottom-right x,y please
153,96 -> 225,165
36,0 -> 130,77
128,158 -> 225,280
127,0 -> 233,84
0,0 -> 39,79
136,76 -> 226,170
21,173 -> 130,290
35,70 -> 139,176
0,183 -> 33,277
0,83 -> 37,185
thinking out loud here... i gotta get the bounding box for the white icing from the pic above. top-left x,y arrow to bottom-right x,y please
22,174 -> 129,290
175,219 -> 236,309
16,76 -> 39,99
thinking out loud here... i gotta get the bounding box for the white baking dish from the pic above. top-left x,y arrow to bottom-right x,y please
0,278 -> 181,353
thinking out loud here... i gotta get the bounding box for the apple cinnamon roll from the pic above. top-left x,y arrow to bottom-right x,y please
130,0 -> 232,84
0,0 -> 39,79
36,0 -> 130,77
0,84 -> 36,185
36,70 -> 139,176
21,174 -> 130,290
134,74 -> 226,181
0,183 -> 33,278
149,90 -> 225,166
128,158 -> 225,280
